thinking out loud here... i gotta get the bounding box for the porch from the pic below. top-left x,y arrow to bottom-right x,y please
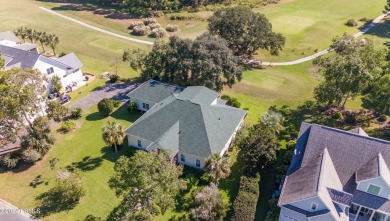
349,204 -> 390,221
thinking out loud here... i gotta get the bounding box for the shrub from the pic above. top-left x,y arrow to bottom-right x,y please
98,98 -> 114,117
166,24 -> 180,32
112,100 -> 121,108
149,28 -> 167,38
109,74 -> 120,83
143,18 -> 157,25
378,114 -> 388,122
148,23 -> 161,29
344,112 -> 357,124
332,112 -> 343,120
345,19 -> 357,27
231,175 -> 260,221
59,52 -> 66,57
22,149 -> 41,163
132,25 -> 151,36
221,94 -> 241,108
264,199 -> 280,221
128,21 -> 143,29
70,107 -> 82,120
60,120 -> 76,133
168,12 -> 199,20
359,17 -> 373,23
128,101 -> 138,113
1,152 -> 20,169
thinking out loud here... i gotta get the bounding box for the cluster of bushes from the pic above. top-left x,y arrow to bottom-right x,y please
345,19 -> 357,27
231,175 -> 260,221
98,98 -> 122,117
264,199 -> 280,221
166,24 -> 180,32
59,119 -> 76,133
359,17 -> 373,23
127,101 -> 139,113
221,94 -> 241,108
128,18 -> 167,38
167,12 -> 199,20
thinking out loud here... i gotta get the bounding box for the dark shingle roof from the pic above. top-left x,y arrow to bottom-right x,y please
279,123 -> 390,215
0,31 -> 19,43
327,188 -> 353,206
284,204 -> 330,217
125,86 -> 246,158
352,190 -> 390,213
127,80 -> 184,103
0,45 -> 40,68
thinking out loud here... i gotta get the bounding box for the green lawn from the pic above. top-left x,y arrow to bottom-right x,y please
0,104 -> 141,221
0,0 -> 149,78
222,62 -> 319,124
254,0 -> 385,61
35,0 -> 385,62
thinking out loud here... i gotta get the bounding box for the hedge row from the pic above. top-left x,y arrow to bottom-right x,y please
231,175 -> 260,221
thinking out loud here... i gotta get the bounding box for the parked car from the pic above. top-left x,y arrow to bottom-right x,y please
60,95 -> 71,104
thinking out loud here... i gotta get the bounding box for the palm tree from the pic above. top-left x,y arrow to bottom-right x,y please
37,32 -> 48,52
25,28 -> 34,43
31,30 -> 39,44
14,26 -> 27,43
204,153 -> 231,184
260,109 -> 284,134
48,34 -> 60,56
102,120 -> 125,153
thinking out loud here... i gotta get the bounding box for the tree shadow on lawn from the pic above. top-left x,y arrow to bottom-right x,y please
0,161 -> 34,174
360,17 -> 390,40
110,104 -> 142,122
86,112 -> 106,121
67,156 -> 103,172
35,187 -> 80,217
100,138 -> 137,163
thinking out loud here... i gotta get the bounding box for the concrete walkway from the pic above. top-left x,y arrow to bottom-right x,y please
0,199 -> 41,221
40,6 -> 388,66
39,7 -> 153,46
68,82 -> 139,110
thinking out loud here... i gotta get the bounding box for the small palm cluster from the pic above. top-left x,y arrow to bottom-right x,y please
14,26 -> 60,56
102,120 -> 125,153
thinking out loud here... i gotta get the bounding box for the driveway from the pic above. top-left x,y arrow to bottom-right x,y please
68,82 -> 139,110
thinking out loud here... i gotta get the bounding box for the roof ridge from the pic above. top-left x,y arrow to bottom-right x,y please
316,149 -> 326,192
199,104 -> 213,154
147,121 -> 180,151
311,123 -> 390,144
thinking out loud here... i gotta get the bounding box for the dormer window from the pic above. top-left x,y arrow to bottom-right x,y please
46,67 -> 54,74
311,203 -> 318,211
367,184 -> 381,195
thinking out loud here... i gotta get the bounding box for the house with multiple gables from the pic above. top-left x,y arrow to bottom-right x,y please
125,80 -> 247,169
0,30 -> 83,89
278,123 -> 390,221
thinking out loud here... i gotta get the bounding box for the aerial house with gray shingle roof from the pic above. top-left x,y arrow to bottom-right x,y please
278,123 -> 390,221
125,80 -> 247,169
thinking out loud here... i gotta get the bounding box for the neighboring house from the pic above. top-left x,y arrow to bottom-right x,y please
0,45 -> 83,89
128,80 -> 184,112
278,123 -> 390,221
125,80 -> 247,169
0,31 -> 20,47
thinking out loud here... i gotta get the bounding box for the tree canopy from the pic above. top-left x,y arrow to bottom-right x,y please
108,151 -> 186,220
0,68 -> 47,142
124,33 -> 242,92
313,34 -> 387,108
208,6 -> 285,56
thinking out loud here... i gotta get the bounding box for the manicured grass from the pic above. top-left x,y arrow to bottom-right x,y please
254,0 -> 385,62
0,0 -> 148,78
222,62 -> 319,124
0,104 -> 142,221
35,0 -> 385,62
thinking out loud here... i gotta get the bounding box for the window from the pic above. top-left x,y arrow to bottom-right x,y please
180,154 -> 185,162
196,159 -> 200,168
142,103 -> 149,110
46,67 -> 54,74
310,203 -> 318,211
367,184 -> 381,195
137,140 -> 142,147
